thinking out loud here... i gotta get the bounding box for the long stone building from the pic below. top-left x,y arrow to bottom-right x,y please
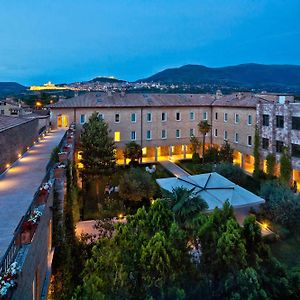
48,91 -> 300,186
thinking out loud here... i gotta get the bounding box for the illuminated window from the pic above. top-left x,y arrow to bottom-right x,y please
114,131 -> 120,142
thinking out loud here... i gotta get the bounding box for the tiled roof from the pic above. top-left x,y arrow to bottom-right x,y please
0,115 -> 33,132
47,92 -> 216,108
212,93 -> 273,108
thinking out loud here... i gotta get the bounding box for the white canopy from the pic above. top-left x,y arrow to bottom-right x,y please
156,172 -> 265,211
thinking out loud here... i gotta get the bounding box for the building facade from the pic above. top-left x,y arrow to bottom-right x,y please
48,92 -> 300,185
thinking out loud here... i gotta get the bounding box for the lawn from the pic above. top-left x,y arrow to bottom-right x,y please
82,163 -> 173,220
176,159 -> 213,175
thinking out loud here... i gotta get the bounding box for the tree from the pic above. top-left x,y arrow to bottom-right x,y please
197,121 -> 211,162
80,113 -> 116,174
164,187 -> 208,228
119,168 -> 156,202
253,126 -> 261,178
124,141 -> 142,166
266,153 -> 276,178
279,147 -> 292,186
190,135 -> 201,162
219,141 -> 233,163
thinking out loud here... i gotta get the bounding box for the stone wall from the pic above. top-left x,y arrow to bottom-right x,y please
0,118 -> 39,173
12,190 -> 53,300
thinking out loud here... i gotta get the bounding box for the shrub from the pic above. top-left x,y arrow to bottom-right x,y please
192,153 -> 201,163
219,141 -> 233,163
203,147 -> 219,163
266,153 -> 276,178
260,181 -> 300,229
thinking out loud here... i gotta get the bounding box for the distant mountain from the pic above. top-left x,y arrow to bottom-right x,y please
139,64 -> 300,92
0,82 -> 27,96
88,76 -> 126,84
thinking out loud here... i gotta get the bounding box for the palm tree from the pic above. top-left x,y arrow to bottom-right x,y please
197,120 -> 211,162
124,141 -> 142,166
165,187 -> 208,228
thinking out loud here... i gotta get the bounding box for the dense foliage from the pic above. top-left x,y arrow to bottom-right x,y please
219,141 -> 233,163
260,181 -> 300,229
80,113 -> 116,173
279,147 -> 292,186
253,126 -> 261,178
266,153 -> 276,178
73,197 -> 300,300
119,168 -> 156,202
124,141 -> 143,166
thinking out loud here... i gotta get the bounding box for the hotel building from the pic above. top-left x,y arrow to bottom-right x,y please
48,91 -> 300,185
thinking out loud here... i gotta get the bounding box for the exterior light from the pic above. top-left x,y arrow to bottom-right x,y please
262,222 -> 268,229
36,101 -> 42,107
6,163 -> 10,168
118,213 -> 123,219
18,153 -> 21,158
27,146 -> 30,150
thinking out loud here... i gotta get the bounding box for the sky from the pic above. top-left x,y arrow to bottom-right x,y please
0,0 -> 299,85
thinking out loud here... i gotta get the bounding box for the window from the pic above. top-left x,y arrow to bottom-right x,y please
176,129 -> 181,138
97,113 -> 104,120
176,112 -> 181,121
234,133 -> 239,143
292,144 -> 300,158
215,112 -> 218,120
292,117 -> 300,130
146,130 -> 152,140
203,112 -> 208,120
248,115 -> 252,125
276,115 -> 284,128
224,130 -> 228,140
276,141 -> 284,153
80,114 -> 86,124
161,129 -> 167,139
161,112 -> 167,122
147,112 -> 152,122
262,114 -> 269,126
190,128 -> 195,137
190,112 -> 195,121
224,113 -> 228,122
235,113 -> 240,124
0,110 -> 4,115
214,128 -> 218,137
131,113 -> 136,123
115,113 -> 120,123
114,131 -> 120,142
247,136 -> 252,146
262,138 -> 269,150
131,131 -> 136,141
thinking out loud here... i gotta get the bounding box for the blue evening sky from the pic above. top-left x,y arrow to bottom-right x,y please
0,0 -> 299,85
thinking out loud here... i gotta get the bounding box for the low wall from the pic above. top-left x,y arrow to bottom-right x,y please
0,119 -> 39,173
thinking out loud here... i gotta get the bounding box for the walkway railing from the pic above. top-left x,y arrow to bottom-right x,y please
0,129 -> 68,274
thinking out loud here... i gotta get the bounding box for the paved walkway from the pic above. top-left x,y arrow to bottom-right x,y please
159,160 -> 190,177
0,129 -> 66,258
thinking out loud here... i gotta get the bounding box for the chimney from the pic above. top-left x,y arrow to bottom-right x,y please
237,92 -> 243,100
120,90 -> 126,97
215,89 -> 223,99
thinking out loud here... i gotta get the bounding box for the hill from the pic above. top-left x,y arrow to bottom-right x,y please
88,76 -> 126,84
139,64 -> 300,93
0,82 -> 27,96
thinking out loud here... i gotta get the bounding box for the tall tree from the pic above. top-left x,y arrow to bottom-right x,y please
190,135 -> 201,162
124,141 -> 142,166
219,141 -> 233,163
80,113 -> 116,174
266,153 -> 276,178
279,147 -> 292,186
253,125 -> 261,178
197,120 -> 211,163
